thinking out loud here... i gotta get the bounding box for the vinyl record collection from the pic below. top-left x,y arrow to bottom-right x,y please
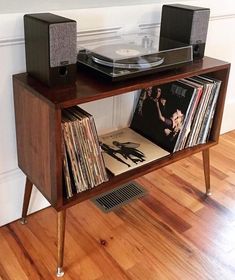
178,76 -> 221,150
131,75 -> 221,153
61,76 -> 221,198
62,106 -> 108,199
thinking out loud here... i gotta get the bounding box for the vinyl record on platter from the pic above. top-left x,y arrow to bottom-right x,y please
90,43 -> 164,69
91,55 -> 164,69
91,43 -> 147,60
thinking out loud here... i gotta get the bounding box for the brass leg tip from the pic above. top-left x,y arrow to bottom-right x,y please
56,267 -> 64,277
206,190 -> 212,196
20,218 -> 27,225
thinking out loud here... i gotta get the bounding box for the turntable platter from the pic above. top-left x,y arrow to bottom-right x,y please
91,54 -> 164,69
91,43 -> 164,69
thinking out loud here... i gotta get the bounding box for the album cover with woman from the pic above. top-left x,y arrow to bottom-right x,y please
130,81 -> 197,153
99,127 -> 169,175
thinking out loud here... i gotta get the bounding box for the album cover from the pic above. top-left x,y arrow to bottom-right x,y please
99,127 -> 169,176
130,81 -> 196,153
173,78 -> 203,151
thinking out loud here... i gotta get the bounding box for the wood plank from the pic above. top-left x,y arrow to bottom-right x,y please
62,141 -> 217,211
0,228 -> 29,280
13,57 -> 230,109
13,79 -> 61,206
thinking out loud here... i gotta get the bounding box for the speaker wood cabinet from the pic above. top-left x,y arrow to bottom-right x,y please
13,56 -> 230,277
160,4 -> 210,59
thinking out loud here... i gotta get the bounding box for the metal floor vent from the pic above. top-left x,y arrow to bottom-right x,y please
91,181 -> 147,213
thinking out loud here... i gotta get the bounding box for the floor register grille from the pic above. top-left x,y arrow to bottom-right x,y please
91,181 -> 147,213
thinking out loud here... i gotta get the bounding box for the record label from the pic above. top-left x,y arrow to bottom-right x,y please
92,43 -> 147,60
115,48 -> 140,57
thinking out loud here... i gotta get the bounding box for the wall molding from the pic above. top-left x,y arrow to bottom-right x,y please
0,37 -> 24,47
0,26 -> 121,48
139,22 -> 160,31
210,14 -> 235,21
1,12 -> 235,48
78,26 -> 121,37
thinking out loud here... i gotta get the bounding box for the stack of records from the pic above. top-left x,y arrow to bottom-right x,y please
130,75 -> 221,153
62,106 -> 108,199
184,76 -> 221,148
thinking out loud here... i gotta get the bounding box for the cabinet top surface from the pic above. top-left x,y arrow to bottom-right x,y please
13,56 -> 230,109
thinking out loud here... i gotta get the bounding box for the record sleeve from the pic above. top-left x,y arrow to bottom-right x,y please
99,127 -> 169,175
130,81 -> 196,153
61,106 -> 108,196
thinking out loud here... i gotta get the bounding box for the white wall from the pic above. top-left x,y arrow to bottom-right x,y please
0,0 -> 235,226
0,0 -> 193,13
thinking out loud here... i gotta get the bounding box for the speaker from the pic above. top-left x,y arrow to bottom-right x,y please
24,13 -> 77,87
159,4 -> 210,59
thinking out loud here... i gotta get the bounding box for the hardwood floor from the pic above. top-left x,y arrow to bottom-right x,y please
1,131 -> 235,280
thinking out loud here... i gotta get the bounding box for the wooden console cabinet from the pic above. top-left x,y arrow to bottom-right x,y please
13,57 -> 230,277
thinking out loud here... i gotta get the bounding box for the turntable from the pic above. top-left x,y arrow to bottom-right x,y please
77,32 -> 193,81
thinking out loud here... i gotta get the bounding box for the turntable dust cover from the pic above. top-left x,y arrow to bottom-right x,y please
99,127 -> 169,176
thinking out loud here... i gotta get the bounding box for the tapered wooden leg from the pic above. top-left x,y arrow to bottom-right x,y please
20,177 -> 33,224
202,149 -> 211,196
57,210 -> 66,277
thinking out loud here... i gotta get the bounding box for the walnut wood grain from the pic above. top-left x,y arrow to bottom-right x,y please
21,177 -> 33,223
13,79 -> 61,206
61,141 -> 217,211
57,210 -> 66,276
13,56 -> 230,211
13,57 -> 230,109
202,149 -> 211,195
13,56 -> 231,276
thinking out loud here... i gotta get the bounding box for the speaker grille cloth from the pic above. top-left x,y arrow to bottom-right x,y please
49,22 -> 77,67
190,10 -> 210,43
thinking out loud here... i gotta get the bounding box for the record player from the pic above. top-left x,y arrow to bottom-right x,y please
77,32 -> 193,81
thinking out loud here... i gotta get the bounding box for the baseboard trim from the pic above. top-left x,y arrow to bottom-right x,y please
0,168 -> 50,227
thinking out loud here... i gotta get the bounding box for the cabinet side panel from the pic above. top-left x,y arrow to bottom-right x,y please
52,109 -> 63,208
13,79 -> 57,204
